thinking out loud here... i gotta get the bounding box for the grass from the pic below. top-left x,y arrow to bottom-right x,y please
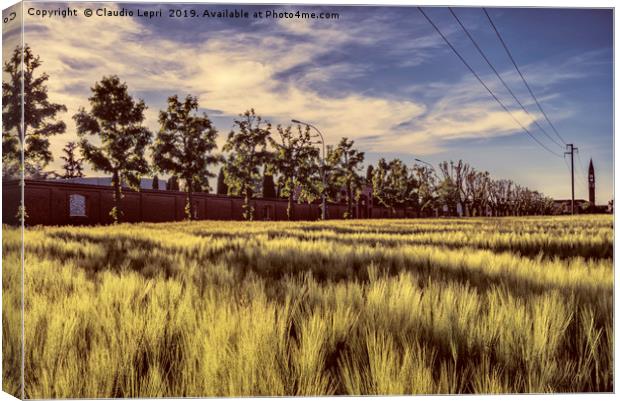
2,215 -> 613,397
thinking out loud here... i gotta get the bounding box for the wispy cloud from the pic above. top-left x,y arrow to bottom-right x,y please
15,3 -> 609,180
19,4 -> 427,170
396,47 -> 607,153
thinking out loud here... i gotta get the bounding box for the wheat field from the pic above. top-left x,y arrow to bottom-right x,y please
2,215 -> 613,397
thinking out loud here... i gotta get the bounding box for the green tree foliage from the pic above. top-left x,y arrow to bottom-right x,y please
216,168 -> 228,195
437,161 -> 463,216
269,124 -> 320,220
262,169 -> 277,199
152,174 -> 160,190
223,109 -> 272,221
488,178 -> 512,216
322,145 -> 341,203
191,178 -> 209,194
326,137 -> 365,219
372,158 -> 417,215
2,44 -> 66,177
464,169 -> 490,217
60,141 -> 84,179
167,176 -> 180,191
73,76 -> 152,223
365,164 -> 374,185
153,95 -> 219,220
412,164 -> 438,216
508,185 -> 555,216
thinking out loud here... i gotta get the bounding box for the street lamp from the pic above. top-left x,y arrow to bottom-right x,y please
415,158 -> 441,217
292,119 -> 327,220
414,158 -> 433,169
414,158 -> 440,179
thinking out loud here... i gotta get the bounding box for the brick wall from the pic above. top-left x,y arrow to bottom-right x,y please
2,180 -> 398,226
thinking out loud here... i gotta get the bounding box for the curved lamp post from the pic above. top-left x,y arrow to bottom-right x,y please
292,119 -> 327,220
414,158 -> 440,180
415,158 -> 442,217
414,158 -> 433,169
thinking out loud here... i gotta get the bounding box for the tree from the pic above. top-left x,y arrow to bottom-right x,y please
488,179 -> 512,216
437,160 -> 469,216
74,76 -> 152,223
262,169 -> 277,199
223,109 -> 272,221
366,164 -> 374,185
153,95 -> 219,220
511,184 -> 527,216
372,158 -> 416,215
26,164 -> 56,180
412,163 -> 438,216
60,141 -> 84,178
322,145 -> 343,203
540,195 -> 556,215
167,176 -> 180,191
191,177 -> 210,194
2,44 -> 66,177
326,137 -> 365,219
269,124 -> 320,220
152,174 -> 160,190
453,161 -> 471,216
464,169 -> 490,216
216,167 -> 228,195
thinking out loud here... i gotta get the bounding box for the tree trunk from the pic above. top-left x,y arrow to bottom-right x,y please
111,170 -> 122,223
287,193 -> 294,221
186,180 -> 194,220
347,181 -> 353,219
244,187 -> 253,221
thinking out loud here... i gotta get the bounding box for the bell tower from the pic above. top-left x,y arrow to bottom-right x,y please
588,159 -> 595,206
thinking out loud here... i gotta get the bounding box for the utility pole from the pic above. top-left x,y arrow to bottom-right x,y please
565,144 -> 578,215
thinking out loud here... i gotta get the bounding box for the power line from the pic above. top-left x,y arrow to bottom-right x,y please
575,149 -> 589,190
483,8 -> 568,146
575,150 -> 585,175
448,7 -> 563,149
563,153 -> 571,173
416,7 -> 563,158
565,151 -> 587,192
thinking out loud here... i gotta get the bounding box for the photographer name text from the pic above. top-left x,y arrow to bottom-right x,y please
26,7 -> 340,20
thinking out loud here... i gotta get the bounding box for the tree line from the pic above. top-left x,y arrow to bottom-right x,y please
2,45 -> 556,223
370,159 -> 556,217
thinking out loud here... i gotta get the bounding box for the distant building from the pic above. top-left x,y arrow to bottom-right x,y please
585,159 -> 609,213
50,176 -> 165,190
588,158 -> 595,205
552,199 -> 589,214
553,159 -> 610,214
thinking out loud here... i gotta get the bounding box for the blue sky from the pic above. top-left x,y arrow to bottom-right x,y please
7,2 -> 613,202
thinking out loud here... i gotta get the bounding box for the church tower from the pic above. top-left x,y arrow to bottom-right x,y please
588,159 -> 595,205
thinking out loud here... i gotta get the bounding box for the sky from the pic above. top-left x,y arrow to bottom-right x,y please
2,2 -> 614,202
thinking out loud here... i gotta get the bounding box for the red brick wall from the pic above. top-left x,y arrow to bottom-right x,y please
2,180 -> 20,225
2,180 -> 398,226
